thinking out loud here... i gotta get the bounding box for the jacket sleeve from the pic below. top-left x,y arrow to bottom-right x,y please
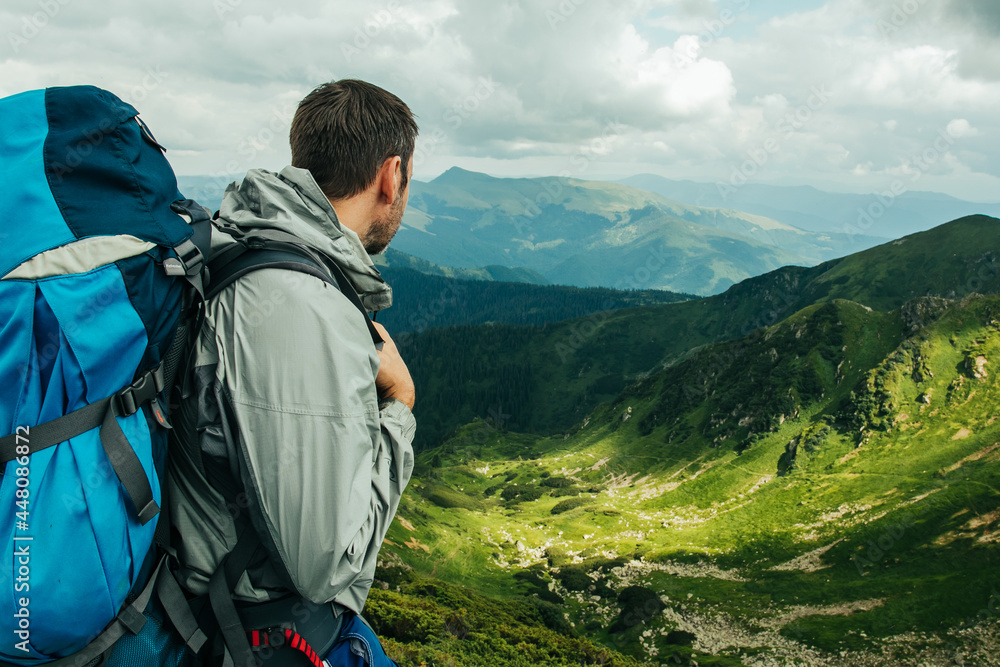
210,267 -> 415,608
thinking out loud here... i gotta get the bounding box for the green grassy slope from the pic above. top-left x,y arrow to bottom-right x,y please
376,267 -> 693,335
376,293 -> 1000,665
401,216 -> 1000,449
373,248 -> 551,285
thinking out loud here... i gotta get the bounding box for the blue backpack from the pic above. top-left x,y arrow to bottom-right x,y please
0,86 -> 208,665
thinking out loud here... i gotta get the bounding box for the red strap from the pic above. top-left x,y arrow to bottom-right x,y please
247,628 -> 323,667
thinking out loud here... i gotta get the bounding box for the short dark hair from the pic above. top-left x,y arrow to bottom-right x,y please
290,79 -> 418,200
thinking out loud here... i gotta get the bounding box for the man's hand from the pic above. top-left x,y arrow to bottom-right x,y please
373,322 -> 415,410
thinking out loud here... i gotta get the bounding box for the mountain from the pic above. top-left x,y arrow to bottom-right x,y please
175,175 -> 554,285
393,168 -> 888,295
177,170 -> 889,296
621,173 -> 1000,240
373,248 -> 549,284
176,175 -> 233,211
377,267 -> 692,336
376,291 -> 1000,665
399,215 -> 1000,448
357,219 -> 1000,666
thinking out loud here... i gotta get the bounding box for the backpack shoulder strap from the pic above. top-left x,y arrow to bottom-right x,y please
206,233 -> 383,346
206,244 -> 333,299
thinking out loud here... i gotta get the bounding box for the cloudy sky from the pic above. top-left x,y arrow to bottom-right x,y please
3,0 -> 999,202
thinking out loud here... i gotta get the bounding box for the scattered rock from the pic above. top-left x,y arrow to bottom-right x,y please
769,539 -> 843,573
900,297 -> 951,332
967,355 -> 989,379
778,438 -> 798,476
404,537 -> 431,553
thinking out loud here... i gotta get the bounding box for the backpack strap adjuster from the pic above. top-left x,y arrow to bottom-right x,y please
164,239 -> 205,278
267,628 -> 287,648
116,366 -> 166,418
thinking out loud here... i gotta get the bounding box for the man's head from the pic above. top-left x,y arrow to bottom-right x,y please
290,79 -> 418,253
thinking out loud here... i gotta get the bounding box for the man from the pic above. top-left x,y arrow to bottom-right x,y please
167,79 -> 418,666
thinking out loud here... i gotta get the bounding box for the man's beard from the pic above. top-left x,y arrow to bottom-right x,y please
363,190 -> 406,255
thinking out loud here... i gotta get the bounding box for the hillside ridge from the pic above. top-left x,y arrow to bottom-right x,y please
401,215 -> 1000,447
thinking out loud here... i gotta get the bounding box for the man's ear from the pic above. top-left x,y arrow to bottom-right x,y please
376,156 -> 403,205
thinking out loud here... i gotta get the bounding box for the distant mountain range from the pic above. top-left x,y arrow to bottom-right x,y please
394,168 -> 888,295
178,170 -> 999,296
620,173 -> 1000,240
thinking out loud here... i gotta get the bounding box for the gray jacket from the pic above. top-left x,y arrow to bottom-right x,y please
167,166 -> 415,614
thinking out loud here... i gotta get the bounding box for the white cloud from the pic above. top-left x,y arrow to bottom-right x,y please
619,29 -> 736,118
852,46 -> 1000,111
946,119 -> 979,138
0,0 -> 997,201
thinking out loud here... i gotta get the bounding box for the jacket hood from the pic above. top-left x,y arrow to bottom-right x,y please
217,166 -> 393,311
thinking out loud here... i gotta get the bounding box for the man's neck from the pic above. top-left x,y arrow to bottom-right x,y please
327,194 -> 372,244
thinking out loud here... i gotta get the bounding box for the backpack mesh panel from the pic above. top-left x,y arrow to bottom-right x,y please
102,602 -> 193,667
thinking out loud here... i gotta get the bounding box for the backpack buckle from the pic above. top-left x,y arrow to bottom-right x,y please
164,239 -> 205,277
115,366 -> 165,417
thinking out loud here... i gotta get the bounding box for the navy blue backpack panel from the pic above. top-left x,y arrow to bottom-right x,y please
0,86 -> 196,664
43,86 -> 188,247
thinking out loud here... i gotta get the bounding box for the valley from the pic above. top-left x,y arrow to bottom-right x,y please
367,216 -> 1000,665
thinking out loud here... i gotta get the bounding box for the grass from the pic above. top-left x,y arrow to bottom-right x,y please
375,293 -> 1000,664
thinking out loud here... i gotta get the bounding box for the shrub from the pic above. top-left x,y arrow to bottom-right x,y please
365,580 -> 644,666
517,486 -> 544,502
501,484 -> 544,504
556,566 -> 592,592
365,591 -> 446,642
664,630 -> 696,646
529,599 -> 575,636
425,485 -> 483,511
443,611 -> 470,639
546,546 -> 571,568
500,485 -> 520,501
552,497 -> 591,514
609,586 -> 665,634
561,564 -> 614,599
374,564 -> 413,591
513,568 -> 563,605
